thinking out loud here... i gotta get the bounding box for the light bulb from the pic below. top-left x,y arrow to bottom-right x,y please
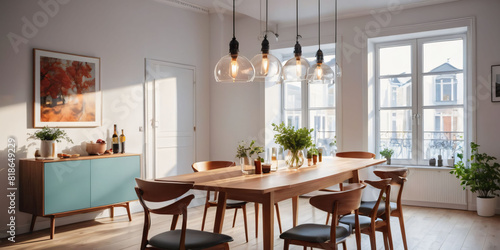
230,57 -> 239,80
261,54 -> 269,76
295,57 -> 302,77
316,64 -> 323,79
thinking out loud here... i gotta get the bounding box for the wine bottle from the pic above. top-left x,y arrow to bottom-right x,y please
120,129 -> 126,153
112,124 -> 119,154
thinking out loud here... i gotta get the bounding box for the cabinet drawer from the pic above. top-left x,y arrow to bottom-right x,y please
90,156 -> 140,207
44,161 -> 91,214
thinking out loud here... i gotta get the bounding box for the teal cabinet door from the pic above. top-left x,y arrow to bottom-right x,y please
90,156 -> 140,207
44,161 -> 91,214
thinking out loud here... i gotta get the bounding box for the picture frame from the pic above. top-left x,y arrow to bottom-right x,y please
492,64 -> 500,102
33,49 -> 101,127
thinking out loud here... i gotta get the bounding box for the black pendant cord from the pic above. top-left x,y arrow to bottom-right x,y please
318,0 -> 320,50
295,0 -> 299,42
265,0 -> 269,35
334,0 -> 337,45
233,0 -> 235,39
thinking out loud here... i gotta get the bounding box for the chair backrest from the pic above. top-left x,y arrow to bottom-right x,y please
373,168 -> 408,211
135,178 -> 194,203
310,183 -> 366,216
336,151 -> 376,159
192,161 -> 236,172
363,178 -> 392,218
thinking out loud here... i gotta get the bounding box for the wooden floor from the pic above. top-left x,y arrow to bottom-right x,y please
1,198 -> 499,249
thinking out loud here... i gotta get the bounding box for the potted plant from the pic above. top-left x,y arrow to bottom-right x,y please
306,151 -> 313,166
272,123 -> 313,169
450,142 -> 500,216
236,140 -> 264,174
308,144 -> 319,165
380,148 -> 394,165
28,126 -> 73,159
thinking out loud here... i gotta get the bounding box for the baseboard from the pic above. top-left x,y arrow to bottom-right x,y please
402,200 -> 468,210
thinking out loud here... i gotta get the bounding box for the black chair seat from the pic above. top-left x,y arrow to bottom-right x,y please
359,201 -> 396,217
150,229 -> 233,250
339,214 -> 382,230
280,223 -> 350,243
208,199 -> 247,208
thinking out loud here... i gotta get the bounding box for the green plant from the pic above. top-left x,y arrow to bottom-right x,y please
27,126 -> 73,143
236,140 -> 264,159
272,123 -> 313,152
307,144 -> 319,156
380,148 -> 394,159
450,142 -> 500,198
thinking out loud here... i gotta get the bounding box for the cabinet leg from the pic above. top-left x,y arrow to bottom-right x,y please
50,216 -> 55,239
126,202 -> 132,221
110,206 -> 114,219
30,215 -> 37,233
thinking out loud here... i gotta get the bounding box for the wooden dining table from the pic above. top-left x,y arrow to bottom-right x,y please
156,156 -> 386,250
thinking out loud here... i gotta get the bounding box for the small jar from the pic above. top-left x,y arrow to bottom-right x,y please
429,158 -> 436,166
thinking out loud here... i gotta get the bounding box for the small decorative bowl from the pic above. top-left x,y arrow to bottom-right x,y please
86,143 -> 106,155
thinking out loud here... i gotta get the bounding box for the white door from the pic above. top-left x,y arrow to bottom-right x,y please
145,59 -> 196,179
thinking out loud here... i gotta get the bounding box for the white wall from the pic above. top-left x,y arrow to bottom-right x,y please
0,0 -> 210,237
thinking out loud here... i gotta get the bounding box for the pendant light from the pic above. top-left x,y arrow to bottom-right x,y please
282,0 -> 310,82
307,0 -> 334,84
214,0 -> 255,82
250,0 -> 282,82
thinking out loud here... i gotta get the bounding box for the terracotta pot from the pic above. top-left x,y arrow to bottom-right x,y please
254,159 -> 262,174
313,155 -> 318,165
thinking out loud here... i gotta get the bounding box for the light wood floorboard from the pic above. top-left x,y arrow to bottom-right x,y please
1,198 -> 499,249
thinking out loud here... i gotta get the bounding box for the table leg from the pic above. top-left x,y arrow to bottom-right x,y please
350,170 -> 360,183
30,214 -> 37,232
292,196 -> 298,227
262,192 -> 275,250
213,191 -> 227,234
50,216 -> 55,239
254,203 -> 259,238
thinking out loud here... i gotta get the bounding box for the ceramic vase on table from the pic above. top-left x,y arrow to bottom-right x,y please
285,150 -> 304,169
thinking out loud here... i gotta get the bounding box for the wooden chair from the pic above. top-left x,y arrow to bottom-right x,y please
280,183 -> 366,250
339,179 -> 394,250
359,168 -> 409,250
134,178 -> 233,250
192,161 -> 283,241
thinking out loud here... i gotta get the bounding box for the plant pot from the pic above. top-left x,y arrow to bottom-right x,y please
40,140 -> 57,159
240,157 -> 254,175
254,159 -> 262,174
307,157 -> 312,166
385,157 -> 391,165
285,150 -> 304,169
477,196 -> 497,217
312,155 -> 318,165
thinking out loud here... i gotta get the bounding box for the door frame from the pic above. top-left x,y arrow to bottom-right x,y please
144,59 -> 196,179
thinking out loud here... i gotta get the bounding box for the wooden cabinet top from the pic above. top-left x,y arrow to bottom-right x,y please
21,153 -> 141,163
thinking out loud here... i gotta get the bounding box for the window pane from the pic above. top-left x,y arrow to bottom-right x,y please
284,82 -> 301,109
379,109 -> 412,159
423,73 -> 463,105
423,108 -> 464,161
309,84 -> 335,108
284,110 -> 301,129
423,39 -> 463,73
379,45 -> 411,76
379,77 -> 412,107
309,109 -> 336,156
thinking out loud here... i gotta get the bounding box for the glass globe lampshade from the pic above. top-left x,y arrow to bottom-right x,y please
307,49 -> 334,84
282,56 -> 309,82
251,52 -> 282,82
214,54 -> 255,83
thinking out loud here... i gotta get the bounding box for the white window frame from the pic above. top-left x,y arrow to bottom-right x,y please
374,33 -> 468,165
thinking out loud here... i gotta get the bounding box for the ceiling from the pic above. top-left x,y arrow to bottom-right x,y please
181,0 -> 459,26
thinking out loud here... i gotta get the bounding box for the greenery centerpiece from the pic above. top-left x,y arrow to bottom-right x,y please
27,126 -> 73,159
380,148 -> 394,165
450,142 -> 500,216
272,123 -> 313,169
236,140 -> 264,174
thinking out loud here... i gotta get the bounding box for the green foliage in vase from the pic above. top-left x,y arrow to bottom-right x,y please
27,126 -> 73,143
272,123 -> 313,153
307,144 -> 319,157
380,148 -> 394,159
236,140 -> 264,158
450,142 -> 500,198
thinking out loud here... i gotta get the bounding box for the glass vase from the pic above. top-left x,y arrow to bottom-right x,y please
285,150 -> 304,169
240,157 -> 254,174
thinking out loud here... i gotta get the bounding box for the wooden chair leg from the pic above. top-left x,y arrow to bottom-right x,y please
50,216 -> 55,239
398,213 -> 408,250
326,212 -> 330,225
369,230 -> 377,250
383,231 -> 389,250
342,241 -> 347,250
232,208 -> 238,228
30,214 -> 37,232
110,206 -> 114,219
242,205 -> 249,242
201,204 -> 209,231
283,239 -> 290,250
275,203 -> 283,234
126,202 -> 132,221
255,203 -> 259,238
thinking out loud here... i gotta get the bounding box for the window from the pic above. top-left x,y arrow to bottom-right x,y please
277,44 -> 337,156
375,34 -> 466,165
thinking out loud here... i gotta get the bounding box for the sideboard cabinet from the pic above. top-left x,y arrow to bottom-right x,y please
20,153 -> 141,239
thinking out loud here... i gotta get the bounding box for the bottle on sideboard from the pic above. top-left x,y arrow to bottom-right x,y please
112,124 -> 119,154
120,129 -> 126,153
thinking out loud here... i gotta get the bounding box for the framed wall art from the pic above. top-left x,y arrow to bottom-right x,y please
492,64 -> 500,102
33,49 -> 101,127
